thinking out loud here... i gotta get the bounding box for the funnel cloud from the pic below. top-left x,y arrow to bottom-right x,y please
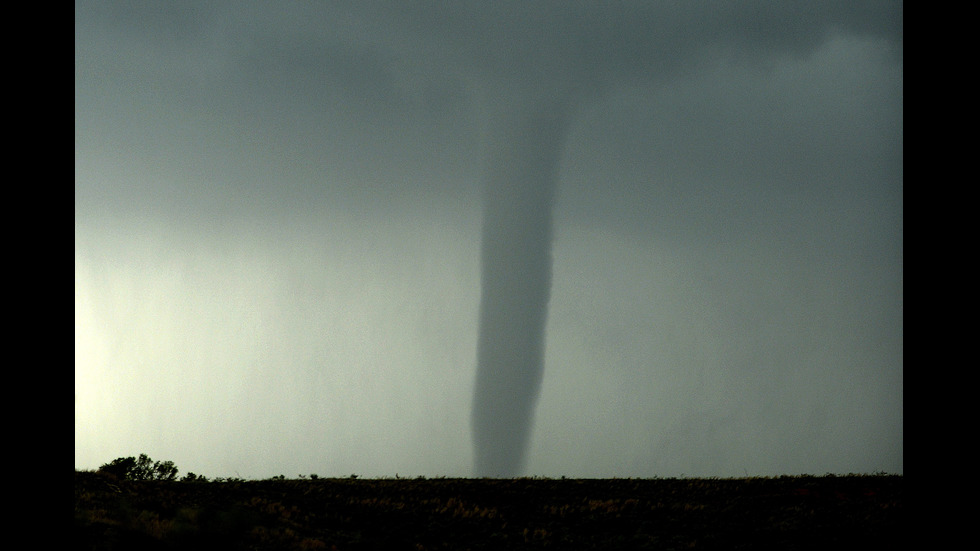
472,96 -> 574,477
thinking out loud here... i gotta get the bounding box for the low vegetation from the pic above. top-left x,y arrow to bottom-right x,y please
76,455 -> 903,550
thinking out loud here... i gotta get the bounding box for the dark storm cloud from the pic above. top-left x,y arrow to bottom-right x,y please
75,1 -> 483,223
76,2 -> 899,198
384,1 -> 902,107
75,1 -> 901,220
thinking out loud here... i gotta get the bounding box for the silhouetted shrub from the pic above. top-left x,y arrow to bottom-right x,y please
98,456 -> 137,479
181,472 -> 208,482
98,453 -> 179,481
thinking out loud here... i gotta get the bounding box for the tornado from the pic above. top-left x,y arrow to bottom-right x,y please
471,95 -> 573,477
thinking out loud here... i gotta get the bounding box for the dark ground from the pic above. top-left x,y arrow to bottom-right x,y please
75,470 -> 903,550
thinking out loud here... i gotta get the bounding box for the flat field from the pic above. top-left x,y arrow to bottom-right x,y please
75,470 -> 902,550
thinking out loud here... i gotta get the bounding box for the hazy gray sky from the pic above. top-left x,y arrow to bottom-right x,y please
75,1 -> 902,479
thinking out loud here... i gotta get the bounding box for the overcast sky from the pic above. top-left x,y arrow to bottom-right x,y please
75,1 -> 902,479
